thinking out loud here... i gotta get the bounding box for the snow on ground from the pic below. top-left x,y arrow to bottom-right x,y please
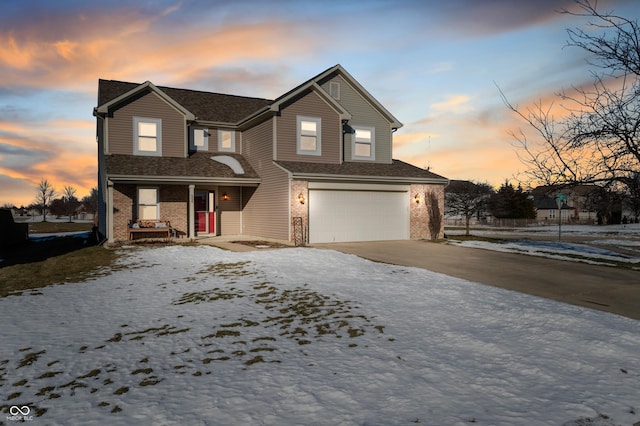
447,223 -> 640,239
446,224 -> 640,266
1,246 -> 639,426
448,239 -> 640,266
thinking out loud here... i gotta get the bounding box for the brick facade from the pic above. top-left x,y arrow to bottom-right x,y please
410,183 -> 445,240
112,183 -> 188,241
290,180 -> 309,243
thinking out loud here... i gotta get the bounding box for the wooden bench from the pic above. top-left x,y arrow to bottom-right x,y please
128,219 -> 172,240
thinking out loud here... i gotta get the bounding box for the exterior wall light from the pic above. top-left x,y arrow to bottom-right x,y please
222,192 -> 229,201
414,194 -> 421,204
298,193 -> 306,204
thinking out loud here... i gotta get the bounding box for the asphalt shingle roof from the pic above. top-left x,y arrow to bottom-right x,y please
105,152 -> 259,180
275,159 -> 447,181
97,79 -> 272,123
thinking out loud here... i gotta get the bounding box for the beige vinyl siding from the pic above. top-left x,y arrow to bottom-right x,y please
218,186 -> 241,235
276,90 -> 341,164
242,117 -> 290,240
107,91 -> 186,157
321,75 -> 392,164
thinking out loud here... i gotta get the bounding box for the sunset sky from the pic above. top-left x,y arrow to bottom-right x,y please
1,0 -> 638,207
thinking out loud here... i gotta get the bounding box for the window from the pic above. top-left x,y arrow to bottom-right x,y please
329,81 -> 340,100
218,130 -> 235,152
138,187 -> 159,220
297,116 -> 321,156
352,125 -> 375,160
190,128 -> 208,151
134,117 -> 162,156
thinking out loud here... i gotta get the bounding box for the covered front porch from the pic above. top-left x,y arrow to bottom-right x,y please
105,180 -> 258,243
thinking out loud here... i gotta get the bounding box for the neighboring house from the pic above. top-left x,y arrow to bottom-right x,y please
94,65 -> 449,244
531,194 -> 576,224
531,185 -> 602,224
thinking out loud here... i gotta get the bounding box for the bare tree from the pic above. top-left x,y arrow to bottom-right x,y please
81,187 -> 99,215
427,191 -> 443,240
63,185 -> 79,222
35,178 -> 56,222
445,180 -> 494,236
500,0 -> 640,192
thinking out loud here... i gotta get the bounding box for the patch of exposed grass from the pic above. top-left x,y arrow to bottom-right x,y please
113,386 -> 129,395
37,371 -> 63,379
445,235 -> 506,243
77,369 -> 101,379
18,350 -> 46,368
139,377 -> 163,386
0,241 -> 118,297
26,221 -> 93,234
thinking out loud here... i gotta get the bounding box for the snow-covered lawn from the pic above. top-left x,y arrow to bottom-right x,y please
447,224 -> 640,267
448,239 -> 640,267
1,246 -> 639,425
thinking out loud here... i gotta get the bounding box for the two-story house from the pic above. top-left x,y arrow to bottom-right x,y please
94,64 -> 448,244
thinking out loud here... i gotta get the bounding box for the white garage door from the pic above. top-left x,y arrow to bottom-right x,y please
309,187 -> 409,243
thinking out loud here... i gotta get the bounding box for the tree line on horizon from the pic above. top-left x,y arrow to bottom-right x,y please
2,178 -> 98,222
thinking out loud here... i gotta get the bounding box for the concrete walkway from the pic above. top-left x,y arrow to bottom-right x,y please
314,240 -> 640,321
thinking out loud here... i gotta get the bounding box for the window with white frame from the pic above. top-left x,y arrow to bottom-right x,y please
218,130 -> 235,152
133,117 -> 162,156
352,126 -> 375,160
138,187 -> 159,220
190,127 -> 209,151
297,116 -> 321,156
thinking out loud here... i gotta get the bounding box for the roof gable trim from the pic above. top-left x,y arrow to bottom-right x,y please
317,65 -> 403,128
96,81 -> 196,121
268,81 -> 351,121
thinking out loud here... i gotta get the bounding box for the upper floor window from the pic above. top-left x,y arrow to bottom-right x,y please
134,117 -> 162,156
190,128 -> 209,151
352,126 -> 375,160
138,187 -> 159,220
218,130 -> 235,152
297,116 -> 321,156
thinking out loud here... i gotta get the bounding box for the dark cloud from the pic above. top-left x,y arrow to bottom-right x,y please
430,0 -> 576,36
0,142 -> 54,170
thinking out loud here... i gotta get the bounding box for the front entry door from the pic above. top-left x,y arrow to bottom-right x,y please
194,191 -> 216,234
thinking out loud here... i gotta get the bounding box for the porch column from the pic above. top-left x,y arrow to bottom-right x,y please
188,184 -> 195,239
107,180 -> 114,244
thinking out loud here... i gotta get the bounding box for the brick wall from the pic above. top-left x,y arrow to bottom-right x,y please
290,180 -> 308,243
160,185 -> 188,238
410,184 -> 445,240
113,184 -> 135,241
112,183 -> 188,241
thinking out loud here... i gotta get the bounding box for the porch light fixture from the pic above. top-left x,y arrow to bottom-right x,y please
414,194 -> 421,204
297,193 -> 306,204
222,192 -> 230,201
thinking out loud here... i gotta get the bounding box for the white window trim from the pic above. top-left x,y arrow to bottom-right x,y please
351,125 -> 375,161
133,117 -> 162,156
218,129 -> 236,152
297,116 -> 322,156
137,186 -> 159,220
190,127 -> 209,151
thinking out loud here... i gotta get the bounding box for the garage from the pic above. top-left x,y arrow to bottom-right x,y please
308,183 -> 409,243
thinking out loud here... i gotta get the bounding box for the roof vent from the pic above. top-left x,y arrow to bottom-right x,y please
329,81 -> 340,100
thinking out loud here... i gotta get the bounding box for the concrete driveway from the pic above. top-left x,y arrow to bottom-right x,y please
314,240 -> 640,321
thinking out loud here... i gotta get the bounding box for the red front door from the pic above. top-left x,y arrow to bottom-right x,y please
194,191 -> 215,234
